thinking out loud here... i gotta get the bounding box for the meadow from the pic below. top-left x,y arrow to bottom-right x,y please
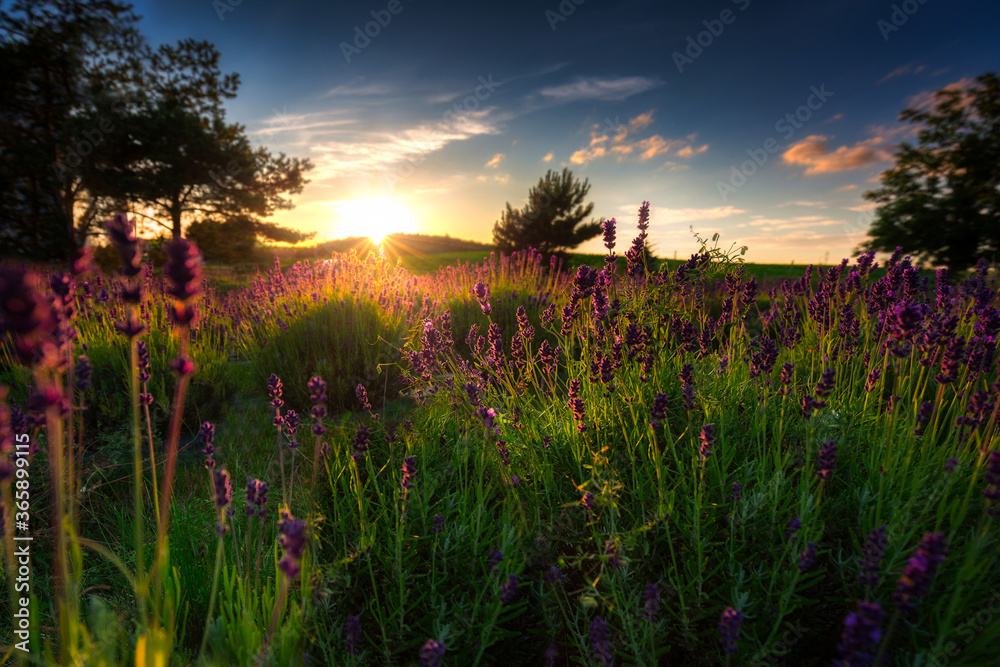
1,206 -> 999,666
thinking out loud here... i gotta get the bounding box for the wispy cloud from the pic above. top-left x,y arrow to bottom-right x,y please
542,152 -> 554,162
628,110 -> 655,131
537,76 -> 661,103
485,153 -> 505,168
322,79 -> 394,98
777,200 -> 829,208
877,64 -> 924,85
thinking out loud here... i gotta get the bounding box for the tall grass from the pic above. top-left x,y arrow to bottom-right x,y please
1,207 -> 998,665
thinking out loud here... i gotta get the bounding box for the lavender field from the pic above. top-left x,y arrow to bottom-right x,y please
1,206 -> 998,665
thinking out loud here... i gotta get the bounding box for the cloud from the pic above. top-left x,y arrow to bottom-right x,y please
835,184 -> 858,192
676,144 -> 708,157
825,113 -> 844,123
542,152 -> 554,162
537,76 -> 661,103
905,77 -> 978,112
628,110 -> 655,131
777,200 -> 829,208
877,64 -> 925,85
306,108 -> 505,181
485,153 -> 505,168
323,79 -> 394,98
781,135 -> 891,175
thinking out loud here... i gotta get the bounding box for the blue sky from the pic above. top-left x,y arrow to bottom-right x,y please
130,0 -> 1000,262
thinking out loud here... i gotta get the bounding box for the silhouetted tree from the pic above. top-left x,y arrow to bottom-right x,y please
186,217 -> 315,264
492,168 -> 603,256
862,72 -> 1000,271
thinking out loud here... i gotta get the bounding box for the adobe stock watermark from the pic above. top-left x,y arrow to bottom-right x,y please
212,0 -> 245,21
380,74 -> 501,192
877,0 -> 931,41
672,0 -> 751,73
925,589 -> 1000,666
11,430 -> 33,654
51,92 -> 143,184
843,208 -> 876,240
340,0 -> 416,64
545,0 -> 587,31
716,84 -> 834,202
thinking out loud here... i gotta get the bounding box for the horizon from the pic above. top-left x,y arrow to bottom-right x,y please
126,0 -> 999,264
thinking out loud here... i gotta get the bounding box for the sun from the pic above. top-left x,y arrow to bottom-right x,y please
337,197 -> 417,244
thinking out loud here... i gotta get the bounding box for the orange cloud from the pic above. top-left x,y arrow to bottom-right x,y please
628,110 -> 655,131
782,135 -> 891,175
542,152 -> 553,162
485,153 -> 504,168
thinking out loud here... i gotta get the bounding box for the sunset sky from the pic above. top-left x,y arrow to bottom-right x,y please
131,0 -> 1000,263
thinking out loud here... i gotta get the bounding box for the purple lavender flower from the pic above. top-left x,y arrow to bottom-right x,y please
859,525 -> 888,587
356,384 -> 372,411
590,616 -> 613,666
605,539 -> 620,568
836,601 -> 884,667
499,574 -> 519,605
432,514 -> 444,533
213,468 -> 231,534
642,583 -> 659,622
351,424 -> 370,462
718,607 -> 743,654
544,644 -> 558,667
419,639 -> 445,667
817,439 -> 837,480
679,364 -> 696,411
602,218 -> 617,253
731,482 -> 742,502
786,517 -> 802,541
345,614 -> 361,656
893,532 -> 948,613
982,450 -> 1000,516
798,542 -> 818,572
487,549 -> 504,573
914,401 -> 933,436
545,565 -> 564,586
650,393 -> 669,429
401,456 -> 417,495
278,508 -> 307,580
699,423 -> 715,460
267,374 -> 284,409
568,379 -> 586,432
581,491 -> 597,515
944,457 -> 958,474
473,282 -> 492,316
934,336 -> 965,385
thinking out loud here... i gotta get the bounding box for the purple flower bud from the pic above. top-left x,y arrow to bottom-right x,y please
278,508 -> 307,579
345,614 -> 362,655
499,574 -> 519,605
893,532 -> 948,613
798,542 -> 818,571
718,607 -> 743,654
487,549 -> 504,573
642,583 -> 659,622
859,525 -> 888,587
213,467 -> 232,516
786,517 -> 802,541
836,601 -> 884,666
590,616 -> 613,666
699,423 -> 715,460
432,514 -> 444,533
419,639 -> 445,667
817,439 -> 837,480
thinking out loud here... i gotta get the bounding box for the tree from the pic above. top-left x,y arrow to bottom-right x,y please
492,168 -> 603,256
0,0 -> 143,259
186,217 -> 315,264
862,72 -> 1000,272
93,40 -> 312,240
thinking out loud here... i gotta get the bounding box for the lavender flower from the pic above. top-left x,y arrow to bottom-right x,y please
982,450 -> 1000,516
602,218 -> 616,253
278,508 -> 307,580
487,549 -> 504,573
859,525 -> 888,587
499,574 -> 519,605
642,583 -> 660,622
351,425 -> 370,462
718,607 -> 743,654
914,401 -> 933,436
798,542 -> 818,571
786,517 -> 802,541
473,281 -> 492,316
730,482 -> 742,502
401,456 -> 417,495
267,374 -> 284,409
817,439 -> 837,480
590,616 -> 613,666
836,601 -> 884,667
432,514 -> 444,534
545,565 -> 564,586
893,532 -> 948,613
650,393 -> 669,429
356,384 -> 372,411
213,468 -> 231,535
944,457 -> 958,474
164,238 -> 203,326
345,614 -> 361,655
419,639 -> 445,667
699,423 -> 715,460
605,539 -> 620,568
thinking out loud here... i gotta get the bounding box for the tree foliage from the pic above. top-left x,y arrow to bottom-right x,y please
492,168 -> 603,256
186,217 -> 315,264
0,1 -> 312,261
862,72 -> 1000,272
